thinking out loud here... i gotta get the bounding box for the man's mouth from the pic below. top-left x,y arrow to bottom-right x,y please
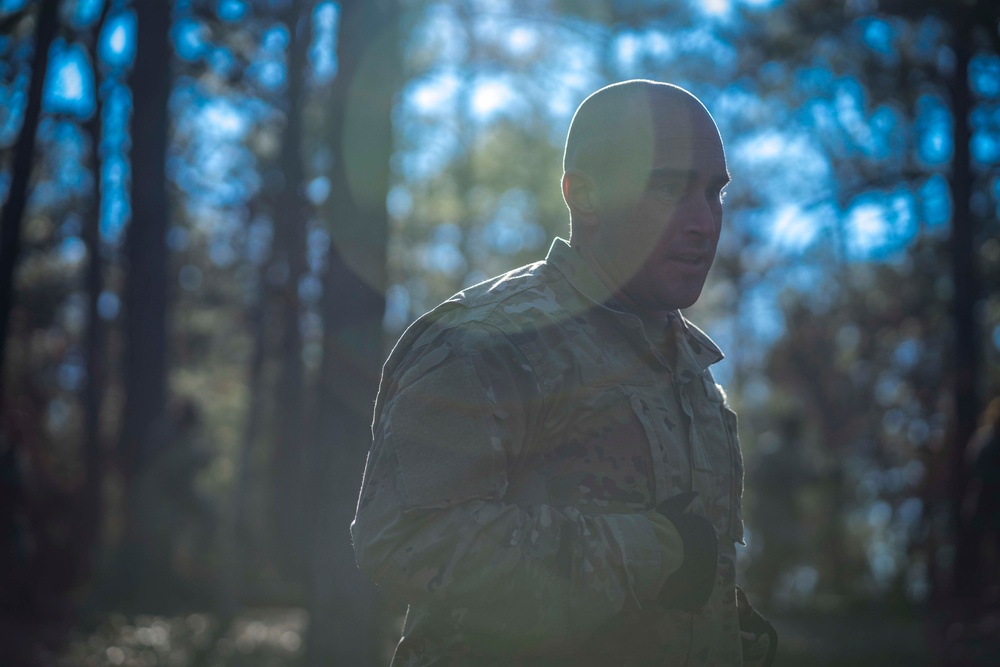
667,251 -> 707,265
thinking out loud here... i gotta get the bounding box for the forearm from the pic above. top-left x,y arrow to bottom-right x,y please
353,496 -> 669,644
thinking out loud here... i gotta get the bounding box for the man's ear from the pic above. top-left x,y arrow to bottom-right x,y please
562,169 -> 599,220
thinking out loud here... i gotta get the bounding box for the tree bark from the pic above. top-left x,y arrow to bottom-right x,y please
78,0 -> 113,592
110,0 -> 173,608
0,0 -> 60,400
269,0 -> 311,580
947,3 -> 981,602
119,0 -> 172,479
305,0 -> 398,663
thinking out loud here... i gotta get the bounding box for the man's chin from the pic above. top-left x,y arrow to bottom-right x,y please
655,286 -> 703,312
623,290 -> 701,313
620,272 -> 707,312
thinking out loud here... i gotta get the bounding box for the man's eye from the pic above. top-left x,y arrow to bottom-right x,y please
656,181 -> 685,197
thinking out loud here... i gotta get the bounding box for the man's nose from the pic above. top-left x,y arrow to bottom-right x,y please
678,195 -> 717,239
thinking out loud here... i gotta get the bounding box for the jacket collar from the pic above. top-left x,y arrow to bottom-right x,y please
545,237 -> 724,377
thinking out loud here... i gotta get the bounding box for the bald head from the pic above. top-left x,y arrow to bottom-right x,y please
560,80 -> 729,312
562,80 -> 721,213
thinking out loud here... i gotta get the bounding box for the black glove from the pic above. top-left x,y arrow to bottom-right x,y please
655,491 -> 719,611
736,586 -> 778,667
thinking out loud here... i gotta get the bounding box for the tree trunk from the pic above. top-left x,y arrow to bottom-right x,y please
111,0 -> 172,608
269,0 -> 311,581
947,3 -> 981,602
78,0 -> 112,591
228,257 -> 268,597
305,1 -> 398,663
120,0 -> 171,479
0,0 -> 60,399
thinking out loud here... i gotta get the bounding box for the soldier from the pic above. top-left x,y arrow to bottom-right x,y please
352,80 -> 774,666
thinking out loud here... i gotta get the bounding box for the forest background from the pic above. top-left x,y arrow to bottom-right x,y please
1,0 -> 999,665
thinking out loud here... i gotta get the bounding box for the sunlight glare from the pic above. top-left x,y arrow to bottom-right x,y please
471,80 -> 511,117
845,201 -> 889,257
750,131 -> 785,159
410,74 -> 459,114
52,55 -> 84,101
701,0 -> 731,16
100,11 -> 136,67
506,26 -> 537,56
199,100 -> 248,140
44,43 -> 94,117
109,23 -> 126,54
771,204 -> 819,251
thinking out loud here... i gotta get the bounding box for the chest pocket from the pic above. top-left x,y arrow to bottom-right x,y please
539,362 -> 657,514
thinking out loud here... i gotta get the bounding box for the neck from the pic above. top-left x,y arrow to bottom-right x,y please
571,235 -> 673,319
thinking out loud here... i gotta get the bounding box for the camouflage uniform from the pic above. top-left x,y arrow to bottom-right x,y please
353,238 -> 745,666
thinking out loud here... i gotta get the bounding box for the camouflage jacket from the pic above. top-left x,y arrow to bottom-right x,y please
352,238 -> 746,666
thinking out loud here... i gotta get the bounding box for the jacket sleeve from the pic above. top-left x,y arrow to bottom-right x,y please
351,321 -> 677,648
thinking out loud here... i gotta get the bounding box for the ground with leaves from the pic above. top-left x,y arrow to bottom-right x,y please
27,604 -> 998,667
54,608 -> 306,667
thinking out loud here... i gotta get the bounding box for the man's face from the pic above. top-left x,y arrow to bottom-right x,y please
591,100 -> 729,313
